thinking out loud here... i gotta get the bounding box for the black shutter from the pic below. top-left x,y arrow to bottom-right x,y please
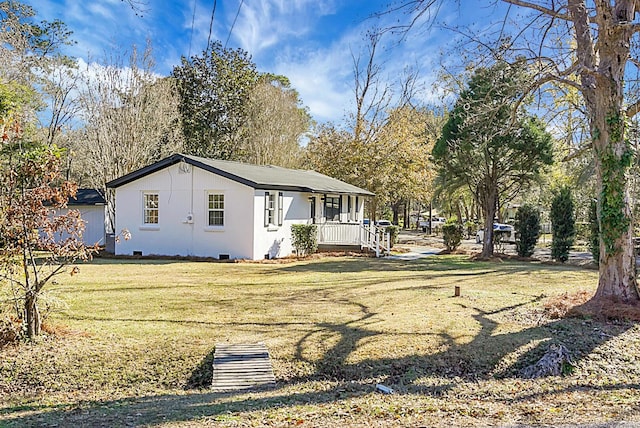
264,192 -> 270,227
278,192 -> 284,226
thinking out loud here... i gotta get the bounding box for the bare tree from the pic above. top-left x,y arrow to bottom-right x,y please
350,30 -> 392,147
40,63 -> 81,146
239,75 -> 311,168
308,28 -> 435,221
71,41 -> 183,231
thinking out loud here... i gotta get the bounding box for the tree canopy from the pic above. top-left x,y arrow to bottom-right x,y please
238,75 -> 312,168
172,41 -> 258,160
433,60 -> 553,257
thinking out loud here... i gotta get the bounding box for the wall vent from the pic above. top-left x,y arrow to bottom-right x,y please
178,162 -> 192,174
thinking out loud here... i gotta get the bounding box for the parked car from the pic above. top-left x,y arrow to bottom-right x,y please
419,216 -> 446,231
476,223 -> 516,243
376,219 -> 392,227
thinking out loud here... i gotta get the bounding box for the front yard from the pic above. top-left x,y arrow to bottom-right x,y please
1,255 -> 639,427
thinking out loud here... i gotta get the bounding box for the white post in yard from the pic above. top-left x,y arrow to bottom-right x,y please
375,230 -> 380,257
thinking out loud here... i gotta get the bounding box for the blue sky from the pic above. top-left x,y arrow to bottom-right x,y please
29,0 -> 508,124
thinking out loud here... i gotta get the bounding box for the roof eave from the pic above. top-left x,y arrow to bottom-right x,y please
105,154 -> 260,189
106,154 -> 375,196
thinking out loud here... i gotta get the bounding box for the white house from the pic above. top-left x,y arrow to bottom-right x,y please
106,154 -> 375,260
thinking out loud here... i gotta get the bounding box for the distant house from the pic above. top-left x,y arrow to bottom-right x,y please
106,154 -> 376,260
53,189 -> 106,246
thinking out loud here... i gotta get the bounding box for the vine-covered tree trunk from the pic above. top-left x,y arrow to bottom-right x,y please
592,109 -> 639,301
571,0 -> 640,303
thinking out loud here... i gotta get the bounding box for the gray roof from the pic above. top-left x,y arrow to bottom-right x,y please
69,189 -> 106,205
106,154 -> 374,196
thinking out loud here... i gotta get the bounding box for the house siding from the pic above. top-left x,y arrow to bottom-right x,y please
252,190 -> 311,259
49,205 -> 105,246
114,163 -> 255,259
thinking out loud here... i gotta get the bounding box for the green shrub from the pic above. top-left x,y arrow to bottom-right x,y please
588,199 -> 600,266
386,225 -> 399,248
550,186 -> 575,263
291,224 -> 318,256
442,219 -> 464,251
514,204 -> 540,257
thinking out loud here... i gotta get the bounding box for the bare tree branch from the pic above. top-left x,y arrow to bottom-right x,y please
502,0 -> 572,21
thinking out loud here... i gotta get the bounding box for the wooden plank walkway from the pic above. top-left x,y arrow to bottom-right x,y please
211,343 -> 275,392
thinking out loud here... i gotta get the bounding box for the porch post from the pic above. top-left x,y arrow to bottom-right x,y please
386,231 -> 391,256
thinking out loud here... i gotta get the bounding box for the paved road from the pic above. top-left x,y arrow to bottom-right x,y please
395,230 -> 596,265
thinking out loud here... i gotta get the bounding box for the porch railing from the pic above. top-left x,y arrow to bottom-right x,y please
316,222 -> 390,257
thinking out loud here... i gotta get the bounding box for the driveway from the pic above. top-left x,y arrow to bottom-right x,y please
387,246 -> 440,260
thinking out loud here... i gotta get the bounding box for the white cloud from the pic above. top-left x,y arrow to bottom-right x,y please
276,49 -> 353,124
231,0 -> 337,56
28,0 -> 454,127
269,9 -> 445,125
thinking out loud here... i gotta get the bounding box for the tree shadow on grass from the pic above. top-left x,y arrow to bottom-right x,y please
186,347 -> 216,389
3,296 -> 638,427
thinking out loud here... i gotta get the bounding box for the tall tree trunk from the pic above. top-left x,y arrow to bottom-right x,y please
592,101 -> 639,302
391,201 -> 401,225
567,0 -> 639,303
480,187 -> 497,258
404,200 -> 409,229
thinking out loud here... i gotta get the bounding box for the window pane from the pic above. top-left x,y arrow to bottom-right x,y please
144,193 -> 159,224
209,210 -> 224,226
208,193 -> 224,226
325,196 -> 340,221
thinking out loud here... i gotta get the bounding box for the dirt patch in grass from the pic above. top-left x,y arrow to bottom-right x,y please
544,290 -> 593,319
534,290 -> 640,323
571,297 -> 640,322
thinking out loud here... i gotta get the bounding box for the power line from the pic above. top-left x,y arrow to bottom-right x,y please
188,0 -> 197,57
206,0 -> 217,53
225,0 -> 243,49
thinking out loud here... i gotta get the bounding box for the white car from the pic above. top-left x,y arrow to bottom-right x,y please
419,217 -> 446,230
376,219 -> 392,227
476,223 -> 516,243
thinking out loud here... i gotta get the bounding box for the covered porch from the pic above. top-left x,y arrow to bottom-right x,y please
306,192 -> 389,256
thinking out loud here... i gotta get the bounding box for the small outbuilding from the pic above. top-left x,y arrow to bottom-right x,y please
106,154 -> 375,260
52,188 -> 107,246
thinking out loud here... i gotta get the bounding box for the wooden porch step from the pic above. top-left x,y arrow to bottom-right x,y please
211,343 -> 276,392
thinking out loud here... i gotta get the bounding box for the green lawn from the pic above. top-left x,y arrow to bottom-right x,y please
1,255 -> 639,427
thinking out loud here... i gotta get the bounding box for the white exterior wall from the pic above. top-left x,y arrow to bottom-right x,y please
50,205 -> 105,246
77,205 -> 106,245
114,163 -> 255,259
252,190 -> 311,259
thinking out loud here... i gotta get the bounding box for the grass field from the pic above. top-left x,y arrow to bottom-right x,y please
1,255 -> 639,427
